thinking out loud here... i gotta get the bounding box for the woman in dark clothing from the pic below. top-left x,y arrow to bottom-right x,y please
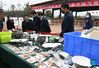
6,17 -> 15,30
83,12 -> 93,30
22,15 -> 33,32
38,12 -> 51,34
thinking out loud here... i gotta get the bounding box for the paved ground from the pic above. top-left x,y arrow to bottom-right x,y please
50,24 -> 83,33
3,22 -> 83,33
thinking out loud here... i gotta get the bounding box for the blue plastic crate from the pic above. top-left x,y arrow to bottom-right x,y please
64,32 -> 99,65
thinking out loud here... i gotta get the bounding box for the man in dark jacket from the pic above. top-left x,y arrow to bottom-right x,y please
40,17 -> 51,33
22,15 -> 33,32
6,16 -> 15,30
38,12 -> 51,33
60,4 -> 74,37
33,15 -> 41,33
0,9 -> 4,32
31,11 -> 41,33
0,20 -> 3,32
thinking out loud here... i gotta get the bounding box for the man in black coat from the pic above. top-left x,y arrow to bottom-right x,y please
40,17 -> 51,33
0,13 -> 4,32
33,15 -> 41,33
22,15 -> 33,32
6,16 -> 15,30
0,20 -> 3,32
60,4 -> 74,37
38,12 -> 51,33
31,11 -> 41,33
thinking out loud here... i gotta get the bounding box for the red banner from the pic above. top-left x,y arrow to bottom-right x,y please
32,0 -> 99,10
91,0 -> 94,5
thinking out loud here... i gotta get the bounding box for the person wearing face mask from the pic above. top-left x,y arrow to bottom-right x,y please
60,4 -> 74,37
83,12 -> 93,30
22,15 -> 33,32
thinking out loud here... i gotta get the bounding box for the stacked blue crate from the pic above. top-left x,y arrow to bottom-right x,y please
64,32 -> 99,65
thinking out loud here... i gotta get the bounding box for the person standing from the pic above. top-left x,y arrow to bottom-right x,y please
22,15 -> 33,32
31,10 -> 37,28
60,4 -> 74,37
38,12 -> 51,34
83,12 -> 93,30
0,9 -> 4,32
31,11 -> 41,33
0,18 -> 3,32
6,16 -> 15,30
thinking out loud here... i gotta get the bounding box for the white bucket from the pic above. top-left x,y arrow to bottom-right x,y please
72,56 -> 91,68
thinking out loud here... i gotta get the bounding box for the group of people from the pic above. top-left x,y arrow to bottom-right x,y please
0,14 -> 15,32
6,11 -> 51,34
0,3 -> 94,37
22,11 -> 51,33
60,4 -> 94,37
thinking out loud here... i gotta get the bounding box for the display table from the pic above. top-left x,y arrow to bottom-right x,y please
0,42 -> 64,68
0,44 -> 37,68
0,31 -> 67,68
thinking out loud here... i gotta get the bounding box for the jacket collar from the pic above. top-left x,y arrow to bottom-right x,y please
65,11 -> 70,16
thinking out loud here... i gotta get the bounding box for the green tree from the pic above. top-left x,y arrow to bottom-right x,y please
23,2 -> 32,16
4,2 -> 32,17
10,4 -> 16,16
